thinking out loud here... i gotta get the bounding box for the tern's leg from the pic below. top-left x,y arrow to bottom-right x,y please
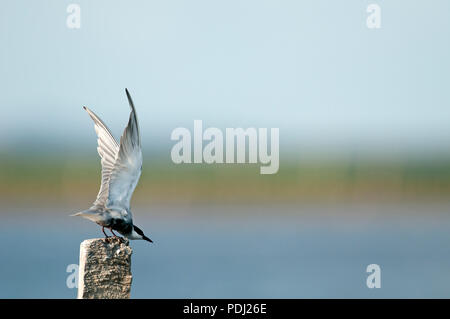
109,228 -> 118,237
102,226 -> 110,238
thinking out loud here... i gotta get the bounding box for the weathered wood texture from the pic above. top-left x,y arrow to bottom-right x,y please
77,237 -> 133,299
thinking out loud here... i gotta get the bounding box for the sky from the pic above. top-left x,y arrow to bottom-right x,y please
1,0 -> 450,158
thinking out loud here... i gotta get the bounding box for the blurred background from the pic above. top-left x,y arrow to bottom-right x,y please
1,0 -> 450,298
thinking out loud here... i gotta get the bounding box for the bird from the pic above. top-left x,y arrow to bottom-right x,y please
72,89 -> 153,243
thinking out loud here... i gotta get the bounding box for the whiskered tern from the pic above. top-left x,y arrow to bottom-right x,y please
72,89 -> 153,243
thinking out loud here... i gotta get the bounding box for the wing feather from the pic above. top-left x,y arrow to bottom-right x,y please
106,89 -> 143,209
83,106 -> 120,207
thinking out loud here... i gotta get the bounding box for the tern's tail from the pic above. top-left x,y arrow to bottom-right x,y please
70,209 -> 103,223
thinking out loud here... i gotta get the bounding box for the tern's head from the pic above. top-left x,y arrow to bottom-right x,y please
130,225 -> 153,243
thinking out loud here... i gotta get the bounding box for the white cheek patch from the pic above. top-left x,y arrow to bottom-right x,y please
130,229 -> 142,240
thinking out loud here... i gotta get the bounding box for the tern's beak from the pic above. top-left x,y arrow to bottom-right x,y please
143,235 -> 153,243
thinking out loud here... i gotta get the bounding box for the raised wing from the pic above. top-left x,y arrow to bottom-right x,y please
106,89 -> 143,209
83,106 -> 120,208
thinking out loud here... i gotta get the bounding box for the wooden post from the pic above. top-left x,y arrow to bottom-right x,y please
77,237 -> 133,299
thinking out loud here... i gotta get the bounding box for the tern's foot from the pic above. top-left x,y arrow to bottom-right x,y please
116,236 -> 126,243
103,236 -> 125,244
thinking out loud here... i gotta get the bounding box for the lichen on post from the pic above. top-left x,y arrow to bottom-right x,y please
77,237 -> 133,299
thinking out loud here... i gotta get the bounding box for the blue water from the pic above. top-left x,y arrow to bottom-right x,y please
1,204 -> 450,298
